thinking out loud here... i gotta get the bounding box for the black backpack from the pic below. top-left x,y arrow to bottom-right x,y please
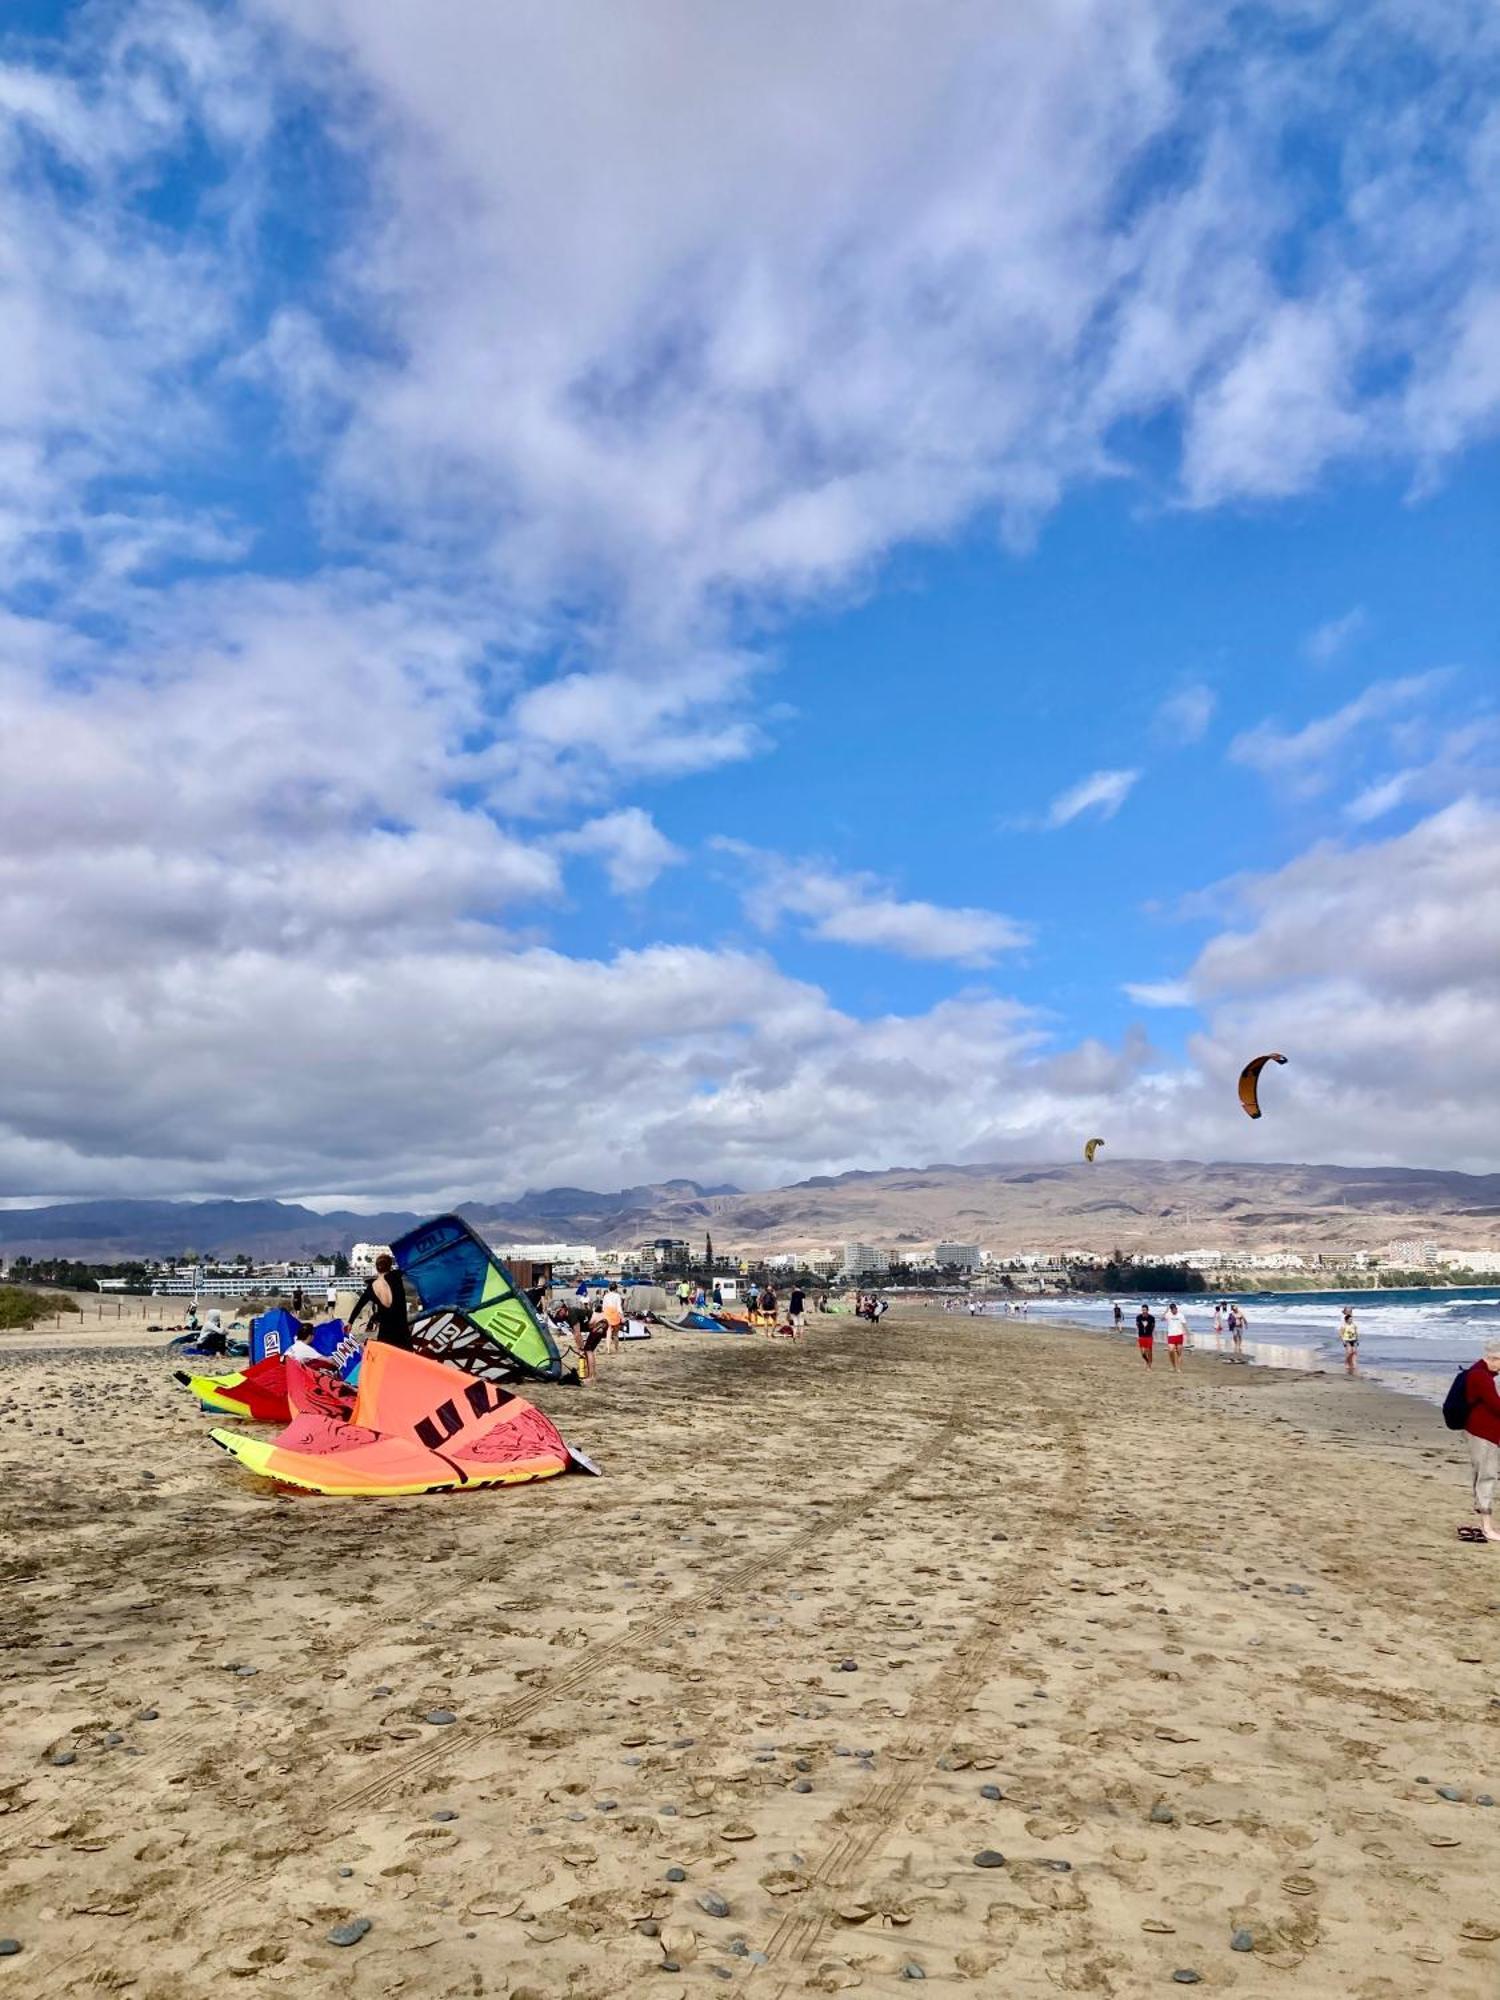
1442,1367 -> 1471,1431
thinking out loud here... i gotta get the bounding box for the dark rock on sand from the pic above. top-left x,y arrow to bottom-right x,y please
327,1918 -> 372,1947
973,1850 -> 1006,1869
423,1709 -> 456,1726
697,1892 -> 731,1919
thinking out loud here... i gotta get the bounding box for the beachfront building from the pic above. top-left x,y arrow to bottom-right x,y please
152,1272 -> 267,1298
635,1238 -> 691,1269
348,1242 -> 390,1278
840,1242 -> 889,1278
493,1242 -> 598,1277
933,1242 -> 981,1271
1383,1238 -> 1442,1268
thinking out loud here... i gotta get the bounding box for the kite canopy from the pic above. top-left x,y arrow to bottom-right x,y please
1237,1051 -> 1288,1120
392,1214 -> 563,1382
1084,1136 -> 1105,1162
210,1344 -> 578,1496
249,1308 -> 301,1365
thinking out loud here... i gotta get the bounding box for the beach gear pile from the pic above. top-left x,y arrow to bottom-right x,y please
181,1215 -> 597,1497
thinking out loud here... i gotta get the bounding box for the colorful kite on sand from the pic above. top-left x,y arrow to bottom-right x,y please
392,1214 -> 565,1383
210,1343 -> 592,1496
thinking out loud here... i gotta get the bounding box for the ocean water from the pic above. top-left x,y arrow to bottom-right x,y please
1019,1286 -> 1500,1406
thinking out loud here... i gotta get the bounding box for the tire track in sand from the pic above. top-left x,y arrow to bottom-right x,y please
753,1409 -> 1085,1991
330,1381 -> 970,1820
18,1378 -> 973,1994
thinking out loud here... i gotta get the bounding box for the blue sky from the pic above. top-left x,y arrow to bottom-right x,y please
0,1 -> 1497,1203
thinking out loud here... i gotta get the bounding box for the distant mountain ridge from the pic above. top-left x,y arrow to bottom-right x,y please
1,1160 -> 1499,1261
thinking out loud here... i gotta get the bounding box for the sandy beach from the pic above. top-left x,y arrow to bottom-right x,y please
1,1309 -> 1498,1997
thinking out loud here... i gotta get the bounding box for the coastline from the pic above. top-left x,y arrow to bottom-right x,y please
1,1306 -> 1497,1995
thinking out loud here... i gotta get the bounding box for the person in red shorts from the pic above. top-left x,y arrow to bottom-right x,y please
1135,1302 -> 1155,1367
1163,1301 -> 1189,1371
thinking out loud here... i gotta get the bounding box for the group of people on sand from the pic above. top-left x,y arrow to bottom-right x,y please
1114,1297 -> 1248,1371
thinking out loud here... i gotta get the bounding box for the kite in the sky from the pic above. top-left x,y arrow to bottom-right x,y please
1238,1051 -> 1288,1120
210,1344 -> 590,1496
1084,1137 -> 1105,1162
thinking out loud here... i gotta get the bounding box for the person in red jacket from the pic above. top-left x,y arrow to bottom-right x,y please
1463,1346 -> 1500,1542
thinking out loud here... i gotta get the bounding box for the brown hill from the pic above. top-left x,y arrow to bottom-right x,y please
594,1159 -> 1500,1259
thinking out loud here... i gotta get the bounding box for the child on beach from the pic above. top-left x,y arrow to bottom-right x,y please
1340,1305 -> 1359,1375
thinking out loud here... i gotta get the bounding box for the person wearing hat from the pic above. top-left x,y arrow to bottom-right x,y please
1462,1345 -> 1500,1543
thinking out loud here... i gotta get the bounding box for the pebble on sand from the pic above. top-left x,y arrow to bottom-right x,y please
0,1941 -> 20,1958
327,1918 -> 372,1947
979,1784 -> 1003,1801
697,1892 -> 731,1919
1230,1929 -> 1254,1952
431,1810 -> 459,1822
972,1850 -> 1006,1869
1149,1804 -> 1176,1824
423,1709 -> 457,1726
49,1752 -> 76,1768
665,1867 -> 688,1882
1171,1974 -> 1202,1986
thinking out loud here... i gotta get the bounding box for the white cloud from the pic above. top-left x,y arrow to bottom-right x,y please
557,808 -> 683,894
1153,683 -> 1216,744
723,842 -> 1028,967
0,5 -> 1495,1198
1123,980 -> 1194,1008
1045,768 -> 1139,827
1229,673 -> 1445,788
1305,606 -> 1368,665
1344,770 -> 1418,825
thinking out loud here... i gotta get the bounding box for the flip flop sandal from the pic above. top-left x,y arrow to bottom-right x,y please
1457,1525 -> 1487,1543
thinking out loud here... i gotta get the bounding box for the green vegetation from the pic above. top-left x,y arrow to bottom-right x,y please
1066,1255 -> 1207,1295
0,1285 -> 81,1331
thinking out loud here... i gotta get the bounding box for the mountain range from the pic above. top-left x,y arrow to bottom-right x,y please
2,1160 -> 1499,1262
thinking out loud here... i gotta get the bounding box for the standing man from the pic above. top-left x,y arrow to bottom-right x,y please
788,1283 -> 806,1342
351,1252 -> 411,1350
1112,1301 -> 1123,1331
325,1277 -> 339,1317
1164,1301 -> 1188,1371
1460,1346 -> 1500,1543
1135,1302 -> 1156,1368
291,1284 -> 305,1318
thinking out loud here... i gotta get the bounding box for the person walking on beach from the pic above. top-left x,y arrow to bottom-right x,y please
351,1252 -> 411,1351
1135,1303 -> 1155,1367
1229,1305 -> 1245,1360
601,1284 -> 625,1354
1459,1346 -> 1500,1543
788,1284 -> 806,1342
1112,1301 -> 1123,1330
1339,1304 -> 1359,1375
1164,1302 -> 1188,1371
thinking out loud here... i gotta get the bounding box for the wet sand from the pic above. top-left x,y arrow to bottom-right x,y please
1,1309 -> 1498,1997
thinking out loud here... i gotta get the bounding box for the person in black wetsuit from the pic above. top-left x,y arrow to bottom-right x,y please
352,1252 -> 412,1351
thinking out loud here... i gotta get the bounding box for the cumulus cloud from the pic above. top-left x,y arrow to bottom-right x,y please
1123,980 -> 1194,1008
0,4 -> 1496,1197
1045,769 -> 1140,827
557,808 -> 683,894
723,842 -> 1028,967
